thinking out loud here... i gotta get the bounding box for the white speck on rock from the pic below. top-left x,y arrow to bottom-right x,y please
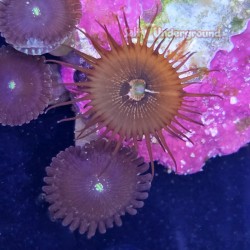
181,160 -> 186,165
230,96 -> 238,104
186,141 -> 193,148
209,127 -> 218,137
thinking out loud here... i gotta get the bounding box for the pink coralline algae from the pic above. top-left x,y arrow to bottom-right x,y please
79,0 -> 161,45
139,20 -> 250,174
79,0 -> 139,46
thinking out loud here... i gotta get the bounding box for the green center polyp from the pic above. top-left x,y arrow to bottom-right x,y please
128,79 -> 146,101
32,6 -> 41,16
8,80 -> 16,90
94,182 -> 104,192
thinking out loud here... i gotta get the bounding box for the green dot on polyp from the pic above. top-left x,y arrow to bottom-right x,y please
32,6 -> 41,16
8,80 -> 16,90
95,182 -> 104,192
